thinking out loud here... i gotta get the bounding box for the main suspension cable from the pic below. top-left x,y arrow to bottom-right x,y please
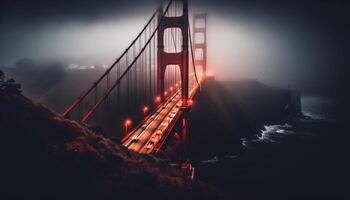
62,4 -> 162,118
81,0 -> 174,122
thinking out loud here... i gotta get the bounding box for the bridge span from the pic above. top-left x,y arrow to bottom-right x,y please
61,0 -> 207,154
122,78 -> 201,153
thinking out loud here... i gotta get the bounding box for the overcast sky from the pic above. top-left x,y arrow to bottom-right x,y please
0,0 -> 348,94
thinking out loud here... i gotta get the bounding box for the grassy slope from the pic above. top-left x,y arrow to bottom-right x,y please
0,92 -> 219,200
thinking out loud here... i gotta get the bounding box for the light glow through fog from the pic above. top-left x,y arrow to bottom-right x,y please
206,14 -> 290,82
1,16 -> 149,66
1,2 -> 331,90
44,17 -> 148,65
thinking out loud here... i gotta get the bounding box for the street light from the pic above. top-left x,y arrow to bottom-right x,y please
142,106 -> 149,117
155,96 -> 161,104
188,99 -> 193,106
124,119 -> 132,134
170,86 -> 174,92
164,91 -> 168,96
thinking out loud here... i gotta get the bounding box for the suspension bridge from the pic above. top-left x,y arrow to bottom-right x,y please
62,0 -> 207,154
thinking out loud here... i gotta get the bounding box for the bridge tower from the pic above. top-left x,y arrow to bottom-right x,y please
192,13 -> 207,75
157,0 -> 189,107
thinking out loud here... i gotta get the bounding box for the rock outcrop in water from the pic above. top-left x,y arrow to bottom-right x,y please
187,79 -> 301,158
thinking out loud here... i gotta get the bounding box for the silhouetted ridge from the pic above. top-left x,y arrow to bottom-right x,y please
0,92 -> 218,200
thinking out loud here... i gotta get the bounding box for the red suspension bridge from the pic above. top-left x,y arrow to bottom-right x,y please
62,0 -> 207,154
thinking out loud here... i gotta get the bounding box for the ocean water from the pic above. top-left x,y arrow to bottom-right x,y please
201,96 -> 337,158
242,96 -> 338,147
301,96 -> 338,121
196,96 -> 347,199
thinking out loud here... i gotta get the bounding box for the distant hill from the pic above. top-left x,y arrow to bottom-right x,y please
0,58 -> 66,99
0,92 -> 218,200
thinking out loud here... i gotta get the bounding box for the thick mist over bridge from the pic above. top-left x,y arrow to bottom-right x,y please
0,1 -> 347,200
1,0 -> 346,96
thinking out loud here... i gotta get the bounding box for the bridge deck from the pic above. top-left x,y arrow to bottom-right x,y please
122,83 -> 200,153
123,90 -> 182,153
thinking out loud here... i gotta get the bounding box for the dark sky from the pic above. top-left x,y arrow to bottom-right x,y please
1,0 -> 348,95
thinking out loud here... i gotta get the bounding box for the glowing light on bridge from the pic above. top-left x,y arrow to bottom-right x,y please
164,91 -> 168,96
142,106 -> 149,116
155,96 -> 161,103
124,119 -> 132,134
187,99 -> 193,106
170,86 -> 174,91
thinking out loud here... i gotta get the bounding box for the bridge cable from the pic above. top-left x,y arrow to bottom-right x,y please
62,6 -> 161,118
148,23 -> 152,100
80,0 -> 174,122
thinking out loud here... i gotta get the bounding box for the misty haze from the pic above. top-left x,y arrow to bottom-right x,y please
0,0 -> 347,200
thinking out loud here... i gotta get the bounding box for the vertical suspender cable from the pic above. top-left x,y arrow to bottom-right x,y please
80,0 -> 173,122
149,22 -> 152,100
126,51 -> 130,110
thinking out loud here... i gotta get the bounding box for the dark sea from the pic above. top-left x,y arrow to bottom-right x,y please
195,96 -> 348,200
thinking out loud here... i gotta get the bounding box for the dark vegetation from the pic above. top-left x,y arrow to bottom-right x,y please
0,91 -> 219,200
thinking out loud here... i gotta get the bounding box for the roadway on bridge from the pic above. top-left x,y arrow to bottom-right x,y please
123,90 -> 182,153
122,79 -> 200,154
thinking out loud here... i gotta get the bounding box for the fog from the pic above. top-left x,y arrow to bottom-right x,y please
0,14 -> 155,66
1,0 -> 347,95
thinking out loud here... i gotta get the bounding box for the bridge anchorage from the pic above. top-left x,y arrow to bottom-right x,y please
61,0 -> 207,156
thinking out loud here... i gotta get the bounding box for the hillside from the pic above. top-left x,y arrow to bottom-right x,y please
0,92 -> 219,200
